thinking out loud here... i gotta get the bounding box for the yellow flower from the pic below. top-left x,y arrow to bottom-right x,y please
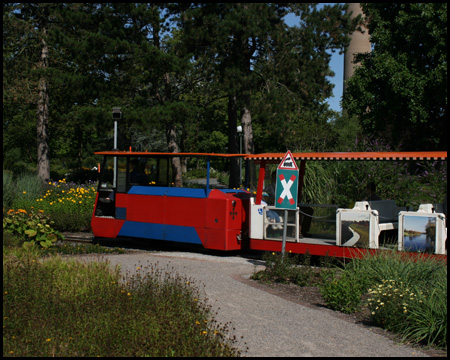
46,338 -> 51,342
23,191 -> 26,194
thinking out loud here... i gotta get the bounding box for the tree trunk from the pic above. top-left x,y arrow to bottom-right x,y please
37,26 -> 50,183
241,96 -> 256,189
152,15 -> 183,187
166,121 -> 183,187
162,72 -> 183,187
228,95 -> 240,188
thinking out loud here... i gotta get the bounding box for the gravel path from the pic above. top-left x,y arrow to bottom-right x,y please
76,250 -> 430,357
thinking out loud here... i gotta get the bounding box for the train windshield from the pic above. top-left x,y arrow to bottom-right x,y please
98,155 -> 174,193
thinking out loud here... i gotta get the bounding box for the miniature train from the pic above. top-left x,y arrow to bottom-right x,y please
91,150 -> 447,259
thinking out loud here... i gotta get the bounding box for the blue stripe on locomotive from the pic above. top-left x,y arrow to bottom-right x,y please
128,186 -> 207,198
118,221 -> 202,244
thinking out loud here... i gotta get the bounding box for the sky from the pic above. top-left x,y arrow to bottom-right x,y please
283,7 -> 344,113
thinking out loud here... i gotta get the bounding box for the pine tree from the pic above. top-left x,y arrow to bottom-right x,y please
177,3 -> 359,186
4,4 -> 60,182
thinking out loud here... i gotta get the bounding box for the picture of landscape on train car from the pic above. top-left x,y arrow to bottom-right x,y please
340,212 -> 370,248
402,215 -> 436,254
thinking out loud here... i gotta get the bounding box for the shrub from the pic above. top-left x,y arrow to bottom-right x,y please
319,268 -> 369,314
251,251 -> 320,287
367,268 -> 447,349
6,175 -> 97,232
3,209 -> 64,249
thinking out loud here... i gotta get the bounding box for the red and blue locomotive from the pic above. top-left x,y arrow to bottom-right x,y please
91,150 -> 447,259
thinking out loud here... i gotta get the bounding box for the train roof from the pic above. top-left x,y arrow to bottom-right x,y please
245,151 -> 447,162
95,150 -> 446,161
94,151 -> 245,158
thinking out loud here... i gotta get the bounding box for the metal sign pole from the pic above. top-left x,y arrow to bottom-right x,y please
113,120 -> 118,188
112,107 -> 121,188
282,209 -> 288,258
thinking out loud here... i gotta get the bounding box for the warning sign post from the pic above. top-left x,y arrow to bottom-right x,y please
274,151 -> 299,257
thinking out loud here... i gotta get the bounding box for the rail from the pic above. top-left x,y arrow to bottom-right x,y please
61,232 -> 94,244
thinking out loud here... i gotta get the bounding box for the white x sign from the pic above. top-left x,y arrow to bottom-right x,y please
277,173 -> 297,205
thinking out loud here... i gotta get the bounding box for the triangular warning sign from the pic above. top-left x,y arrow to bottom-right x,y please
277,150 -> 298,170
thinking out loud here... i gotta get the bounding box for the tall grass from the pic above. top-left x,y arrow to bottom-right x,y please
3,172 -> 44,210
326,251 -> 447,349
3,249 -> 242,357
254,250 -> 447,350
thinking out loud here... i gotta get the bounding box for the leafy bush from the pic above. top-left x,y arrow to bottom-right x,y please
4,174 -> 97,232
319,267 -> 369,313
3,209 -> 64,249
252,251 -> 320,287
329,137 -> 447,208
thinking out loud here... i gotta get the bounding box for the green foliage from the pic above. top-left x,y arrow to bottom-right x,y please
364,260 -> 447,349
3,253 -> 242,356
4,173 -> 96,233
3,171 -> 44,209
3,209 -> 64,249
329,137 -> 447,208
2,171 -> 15,209
319,267 -> 369,314
4,3 -> 361,180
400,273 -> 447,349
343,3 -> 447,151
252,251 -> 320,287
253,249 -> 447,350
302,161 -> 337,204
42,243 -> 126,256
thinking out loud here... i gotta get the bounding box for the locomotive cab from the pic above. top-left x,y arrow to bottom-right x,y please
91,151 -> 249,250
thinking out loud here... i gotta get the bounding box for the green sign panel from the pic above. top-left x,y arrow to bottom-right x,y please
275,151 -> 299,210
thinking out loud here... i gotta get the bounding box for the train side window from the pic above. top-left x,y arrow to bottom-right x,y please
116,157 -> 127,192
99,157 -> 115,189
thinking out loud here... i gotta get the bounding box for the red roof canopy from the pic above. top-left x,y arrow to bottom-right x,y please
245,151 -> 447,162
94,150 -> 447,161
94,151 -> 245,158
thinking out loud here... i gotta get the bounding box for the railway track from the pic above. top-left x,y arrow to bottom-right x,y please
61,232 -> 94,244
